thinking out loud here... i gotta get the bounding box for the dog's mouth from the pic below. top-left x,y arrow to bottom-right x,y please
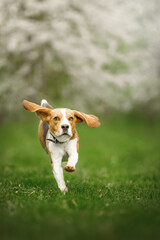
60,132 -> 70,137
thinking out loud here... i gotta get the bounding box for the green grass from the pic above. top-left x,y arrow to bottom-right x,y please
0,115 -> 160,240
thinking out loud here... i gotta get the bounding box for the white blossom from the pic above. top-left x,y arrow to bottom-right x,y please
0,0 -> 160,116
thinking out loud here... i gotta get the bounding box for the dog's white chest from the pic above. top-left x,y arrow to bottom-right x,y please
48,138 -> 77,158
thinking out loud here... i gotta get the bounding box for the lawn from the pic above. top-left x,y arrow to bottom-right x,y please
0,115 -> 160,240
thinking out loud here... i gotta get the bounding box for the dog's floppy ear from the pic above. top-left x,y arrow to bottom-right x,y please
22,100 -> 52,123
73,110 -> 100,128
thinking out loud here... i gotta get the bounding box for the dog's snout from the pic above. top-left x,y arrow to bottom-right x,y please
61,124 -> 69,130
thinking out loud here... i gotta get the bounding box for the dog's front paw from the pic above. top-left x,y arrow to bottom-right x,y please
65,166 -> 75,172
60,187 -> 68,194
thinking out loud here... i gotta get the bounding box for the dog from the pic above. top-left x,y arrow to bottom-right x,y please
22,99 -> 100,192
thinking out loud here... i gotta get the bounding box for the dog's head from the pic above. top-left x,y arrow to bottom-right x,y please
22,100 -> 100,141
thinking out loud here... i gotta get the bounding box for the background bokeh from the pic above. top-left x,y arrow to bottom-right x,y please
0,0 -> 160,120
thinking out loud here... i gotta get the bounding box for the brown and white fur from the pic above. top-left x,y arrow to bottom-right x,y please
22,99 -> 100,193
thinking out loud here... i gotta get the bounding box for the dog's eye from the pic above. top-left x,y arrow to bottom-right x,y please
54,116 -> 60,121
69,117 -> 73,121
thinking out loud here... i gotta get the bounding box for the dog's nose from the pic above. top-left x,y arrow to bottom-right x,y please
61,124 -> 69,130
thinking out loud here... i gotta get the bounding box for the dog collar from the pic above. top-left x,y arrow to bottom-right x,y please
46,131 -> 68,144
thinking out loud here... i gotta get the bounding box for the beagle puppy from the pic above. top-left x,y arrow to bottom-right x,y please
22,99 -> 100,192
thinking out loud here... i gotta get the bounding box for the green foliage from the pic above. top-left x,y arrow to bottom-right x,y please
116,39 -> 133,53
102,57 -> 130,74
0,116 -> 160,240
44,56 -> 71,101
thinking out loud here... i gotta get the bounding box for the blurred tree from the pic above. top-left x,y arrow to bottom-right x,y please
0,0 -> 160,121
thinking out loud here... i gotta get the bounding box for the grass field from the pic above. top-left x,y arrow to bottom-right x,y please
0,115 -> 160,240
